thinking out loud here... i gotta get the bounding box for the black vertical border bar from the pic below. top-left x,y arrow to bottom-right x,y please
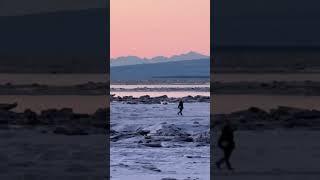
106,0 -> 111,179
210,0 -> 215,179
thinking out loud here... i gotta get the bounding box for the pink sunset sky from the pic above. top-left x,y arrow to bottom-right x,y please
111,0 -> 210,58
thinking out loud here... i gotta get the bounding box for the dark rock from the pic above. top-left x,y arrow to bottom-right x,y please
141,143 -> 162,148
40,108 -> 74,124
136,128 -> 150,136
110,129 -> 119,136
142,164 -> 161,172
22,109 -> 40,125
173,135 -> 193,142
0,102 -> 17,111
0,109 -> 18,124
92,108 -> 108,128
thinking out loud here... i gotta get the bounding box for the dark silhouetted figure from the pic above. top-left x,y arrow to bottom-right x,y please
177,100 -> 184,115
216,120 -> 235,170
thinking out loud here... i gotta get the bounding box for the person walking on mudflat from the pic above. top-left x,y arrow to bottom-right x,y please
216,120 -> 235,170
177,100 -> 184,116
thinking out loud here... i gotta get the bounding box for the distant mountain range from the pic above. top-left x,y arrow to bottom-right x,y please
110,52 -> 209,67
111,58 -> 210,82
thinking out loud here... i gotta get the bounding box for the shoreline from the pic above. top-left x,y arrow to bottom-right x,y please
0,82 -> 211,95
111,94 -> 210,104
3,81 -> 320,96
213,106 -> 320,130
212,81 -> 320,96
0,104 -> 108,135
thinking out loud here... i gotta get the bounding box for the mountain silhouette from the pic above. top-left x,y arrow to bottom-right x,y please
111,52 -> 209,67
111,58 -> 210,81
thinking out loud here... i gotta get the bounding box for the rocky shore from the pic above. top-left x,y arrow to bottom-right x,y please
213,106 -> 320,130
111,123 -> 210,147
110,94 -> 210,104
0,82 -> 208,96
0,82 -> 108,95
7,80 -> 320,96
0,103 -> 108,179
213,81 -> 320,95
0,103 -> 108,135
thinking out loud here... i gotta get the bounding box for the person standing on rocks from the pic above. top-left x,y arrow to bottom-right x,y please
177,100 -> 184,116
216,119 -> 235,170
